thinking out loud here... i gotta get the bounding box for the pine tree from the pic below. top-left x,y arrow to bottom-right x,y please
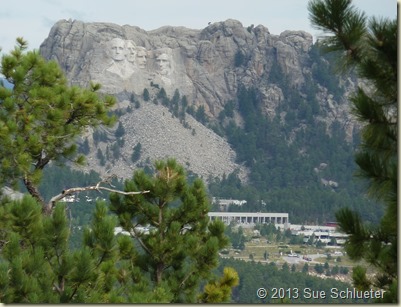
0,195 -> 175,303
198,267 -> 239,303
109,159 -> 238,303
0,38 -> 116,214
131,143 -> 142,163
114,122 -> 125,137
0,196 -> 100,302
302,263 -> 309,273
308,0 -> 397,302
143,88 -> 150,101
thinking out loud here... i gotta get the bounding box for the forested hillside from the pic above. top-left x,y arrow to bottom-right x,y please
207,43 -> 381,224
217,258 -> 370,304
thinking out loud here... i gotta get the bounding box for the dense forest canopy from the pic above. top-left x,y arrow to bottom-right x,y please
207,41 -> 381,225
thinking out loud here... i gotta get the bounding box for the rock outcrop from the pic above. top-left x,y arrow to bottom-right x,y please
80,102 -> 249,181
40,19 -> 314,117
39,19 -> 357,181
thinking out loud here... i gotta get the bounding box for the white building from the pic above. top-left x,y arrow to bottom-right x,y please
212,197 -> 246,211
301,230 -> 348,245
208,212 -> 289,229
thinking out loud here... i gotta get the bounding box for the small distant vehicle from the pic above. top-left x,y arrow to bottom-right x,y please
288,252 -> 299,257
303,256 -> 312,261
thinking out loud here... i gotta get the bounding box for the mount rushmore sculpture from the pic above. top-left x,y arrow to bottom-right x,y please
89,37 -> 192,95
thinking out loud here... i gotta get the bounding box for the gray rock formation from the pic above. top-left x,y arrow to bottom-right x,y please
40,19 -> 314,117
39,18 -> 358,181
80,102 -> 249,182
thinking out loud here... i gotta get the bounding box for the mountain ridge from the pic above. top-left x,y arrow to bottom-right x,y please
37,19 -> 380,224
39,18 -> 358,182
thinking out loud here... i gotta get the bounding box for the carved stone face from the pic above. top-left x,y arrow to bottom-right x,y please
136,48 -> 147,69
156,53 -> 170,75
109,38 -> 125,61
126,41 -> 136,63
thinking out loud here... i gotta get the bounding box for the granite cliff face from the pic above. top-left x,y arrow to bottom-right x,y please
39,19 -> 357,181
40,19 -> 315,116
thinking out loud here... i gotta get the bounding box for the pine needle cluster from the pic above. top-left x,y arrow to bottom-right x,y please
308,0 -> 397,302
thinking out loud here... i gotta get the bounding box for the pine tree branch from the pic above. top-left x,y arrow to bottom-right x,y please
23,175 -> 46,208
179,270 -> 194,289
131,230 -> 153,256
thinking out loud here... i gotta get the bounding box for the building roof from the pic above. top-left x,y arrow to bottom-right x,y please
208,212 -> 288,217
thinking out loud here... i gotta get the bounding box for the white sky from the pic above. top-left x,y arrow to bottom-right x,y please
0,0 -> 397,53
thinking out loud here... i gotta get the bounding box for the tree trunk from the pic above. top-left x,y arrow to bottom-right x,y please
23,176 -> 51,214
156,262 -> 164,285
156,200 -> 164,284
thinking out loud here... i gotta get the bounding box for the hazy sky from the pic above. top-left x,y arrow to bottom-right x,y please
0,0 -> 397,53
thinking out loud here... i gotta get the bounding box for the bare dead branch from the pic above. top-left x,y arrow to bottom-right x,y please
46,175 -> 150,212
180,270 -> 194,289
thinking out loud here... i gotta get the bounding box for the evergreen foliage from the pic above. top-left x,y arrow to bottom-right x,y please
0,160 -> 238,303
225,226 -> 246,250
38,165 -> 104,201
92,129 -> 108,145
108,159 -> 237,303
0,38 -> 116,213
209,80 -> 381,224
97,148 -> 106,166
195,105 -> 207,124
0,196 -> 176,303
198,267 -> 239,303
0,9 -> 395,300
157,88 -> 169,106
129,93 -> 141,109
308,0 -> 397,302
234,50 -> 245,67
217,258 -> 366,303
131,143 -> 142,163
114,122 -> 125,138
142,88 -> 150,101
